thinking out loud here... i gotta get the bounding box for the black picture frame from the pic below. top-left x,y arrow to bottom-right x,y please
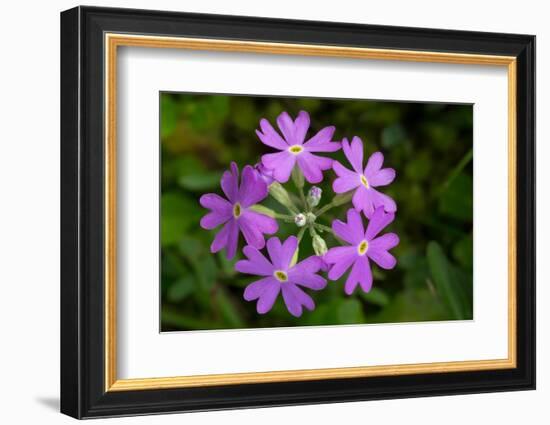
61,5 -> 535,419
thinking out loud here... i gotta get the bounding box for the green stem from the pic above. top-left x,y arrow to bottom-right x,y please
274,213 -> 295,222
299,189 -> 307,211
291,166 -> 308,210
435,147 -> 473,198
315,191 -> 354,216
313,223 -> 333,234
296,226 -> 307,243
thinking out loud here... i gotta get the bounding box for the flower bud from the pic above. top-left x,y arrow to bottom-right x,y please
269,182 -> 297,213
307,186 -> 322,207
290,247 -> 299,267
249,204 -> 276,218
312,234 -> 328,256
294,213 -> 307,227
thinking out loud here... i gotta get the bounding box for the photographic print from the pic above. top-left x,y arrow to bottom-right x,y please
160,93 -> 474,331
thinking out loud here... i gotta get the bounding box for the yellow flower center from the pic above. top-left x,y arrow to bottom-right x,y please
274,270 -> 288,282
233,203 -> 242,218
357,240 -> 369,256
360,174 -> 370,189
288,145 -> 304,155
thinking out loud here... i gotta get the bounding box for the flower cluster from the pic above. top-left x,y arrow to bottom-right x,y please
200,111 -> 399,317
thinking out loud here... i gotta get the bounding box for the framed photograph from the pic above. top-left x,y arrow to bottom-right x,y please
60,6 -> 535,419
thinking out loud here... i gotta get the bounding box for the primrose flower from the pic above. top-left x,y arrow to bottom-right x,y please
257,111 -> 341,184
236,236 -> 327,317
325,208 -> 399,295
332,137 -> 396,218
200,162 -> 278,260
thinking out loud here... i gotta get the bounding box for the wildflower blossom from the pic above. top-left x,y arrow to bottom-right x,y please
332,136 -> 396,217
236,236 -> 327,317
257,111 -> 341,184
200,162 -> 278,259
325,207 -> 399,295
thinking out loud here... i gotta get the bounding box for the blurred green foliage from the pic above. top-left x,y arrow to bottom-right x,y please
160,93 -> 473,331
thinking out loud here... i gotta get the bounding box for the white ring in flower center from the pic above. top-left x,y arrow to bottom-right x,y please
357,240 -> 369,256
273,270 -> 288,282
233,203 -> 242,218
360,174 -> 370,189
288,145 -> 304,155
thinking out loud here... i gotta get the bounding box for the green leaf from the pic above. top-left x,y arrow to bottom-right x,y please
160,95 -> 178,139
161,308 -> 223,331
426,241 -> 469,319
453,233 -> 473,270
381,124 -> 407,148
161,193 -> 196,246
359,287 -> 390,307
438,173 -> 473,221
216,289 -> 245,328
337,299 -> 365,324
373,289 -> 448,323
178,173 -> 221,191
167,276 -> 195,302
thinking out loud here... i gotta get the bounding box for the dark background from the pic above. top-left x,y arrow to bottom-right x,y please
160,93 -> 473,331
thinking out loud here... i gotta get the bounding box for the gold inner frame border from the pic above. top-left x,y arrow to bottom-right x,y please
104,33 -> 517,392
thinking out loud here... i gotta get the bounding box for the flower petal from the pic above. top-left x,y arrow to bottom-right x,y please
225,219 -> 240,260
276,111 -> 295,142
331,209 -> 364,245
236,246 -> 274,276
266,237 -> 283,269
244,277 -> 281,314
352,185 -> 375,217
282,283 -> 314,317
288,256 -> 326,290
365,207 -> 395,240
256,280 -> 281,314
343,136 -> 364,174
325,246 -> 357,280
243,276 -> 276,300
369,168 -> 396,187
261,151 -> 295,183
220,162 -> 239,203
199,193 -> 232,212
371,188 -> 397,213
293,111 -> 310,144
280,236 -> 298,269
303,126 -> 340,152
238,165 -> 268,207
200,211 -> 231,229
256,118 -> 288,150
345,254 -> 372,294
210,219 -> 238,259
296,152 -> 330,184
242,210 -> 278,235
332,162 -> 360,193
238,214 -> 267,249
369,233 -> 399,251
199,187 -> 233,230
364,151 -> 384,177
367,247 -> 397,269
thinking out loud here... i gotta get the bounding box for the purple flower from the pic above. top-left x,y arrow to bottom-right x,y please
257,111 -> 341,184
200,162 -> 278,259
332,137 -> 396,218
236,236 -> 327,317
325,208 -> 399,295
254,162 -> 275,185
